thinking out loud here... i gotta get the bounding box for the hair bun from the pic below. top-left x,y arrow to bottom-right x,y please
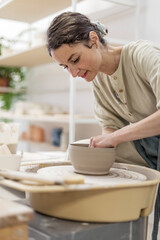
92,21 -> 107,37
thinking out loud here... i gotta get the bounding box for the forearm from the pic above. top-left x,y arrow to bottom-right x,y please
102,127 -> 116,135
112,110 -> 160,146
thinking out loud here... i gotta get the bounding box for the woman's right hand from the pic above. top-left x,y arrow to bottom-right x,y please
89,132 -> 116,148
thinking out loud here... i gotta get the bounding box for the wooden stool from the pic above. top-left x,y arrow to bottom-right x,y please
0,198 -> 34,240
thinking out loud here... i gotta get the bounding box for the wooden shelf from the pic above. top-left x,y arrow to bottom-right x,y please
20,140 -> 66,151
104,0 -> 136,7
0,44 -> 52,67
0,110 -> 97,124
0,0 -> 135,24
0,37 -> 128,67
0,0 -> 75,23
0,87 -> 26,93
0,0 -> 132,68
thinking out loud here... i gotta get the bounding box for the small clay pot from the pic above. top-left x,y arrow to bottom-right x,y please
69,143 -> 115,175
0,77 -> 9,87
28,125 -> 45,142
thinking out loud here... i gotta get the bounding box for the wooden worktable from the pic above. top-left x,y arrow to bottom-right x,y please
0,198 -> 33,240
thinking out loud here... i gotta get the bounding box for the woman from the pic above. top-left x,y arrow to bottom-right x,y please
47,12 -> 160,239
47,11 -> 160,166
47,12 -> 159,239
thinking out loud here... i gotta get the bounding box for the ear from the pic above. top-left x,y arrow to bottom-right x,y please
89,31 -> 99,46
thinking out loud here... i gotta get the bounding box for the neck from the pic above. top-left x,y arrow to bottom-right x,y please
100,45 -> 122,75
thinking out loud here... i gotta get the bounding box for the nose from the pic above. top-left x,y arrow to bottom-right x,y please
68,66 -> 79,78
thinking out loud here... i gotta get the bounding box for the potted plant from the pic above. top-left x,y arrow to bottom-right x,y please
0,66 -> 27,110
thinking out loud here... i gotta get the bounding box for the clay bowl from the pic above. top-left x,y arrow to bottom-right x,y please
0,154 -> 21,171
69,143 -> 115,175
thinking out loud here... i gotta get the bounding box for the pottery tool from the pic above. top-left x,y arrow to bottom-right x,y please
21,158 -> 70,167
0,168 -> 84,185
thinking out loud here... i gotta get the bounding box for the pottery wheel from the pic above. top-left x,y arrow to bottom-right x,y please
38,165 -> 147,186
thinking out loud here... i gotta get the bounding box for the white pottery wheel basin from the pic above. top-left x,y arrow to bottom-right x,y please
25,163 -> 160,222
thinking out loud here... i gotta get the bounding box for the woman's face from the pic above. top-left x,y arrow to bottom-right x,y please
51,41 -> 102,82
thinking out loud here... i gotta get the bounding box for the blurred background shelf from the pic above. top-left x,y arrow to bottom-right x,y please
0,38 -> 128,67
0,0 -> 135,24
0,87 -> 26,93
0,110 -> 97,124
0,0 -> 81,23
0,0 -> 134,67
19,139 -> 66,152
103,0 -> 136,7
0,44 -> 52,67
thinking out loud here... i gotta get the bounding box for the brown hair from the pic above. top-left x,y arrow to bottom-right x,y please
47,11 -> 108,56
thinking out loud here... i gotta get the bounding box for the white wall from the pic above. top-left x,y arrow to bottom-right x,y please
103,0 -> 160,44
26,62 -> 94,115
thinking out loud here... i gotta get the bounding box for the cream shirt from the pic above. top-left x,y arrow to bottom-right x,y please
92,40 -> 160,130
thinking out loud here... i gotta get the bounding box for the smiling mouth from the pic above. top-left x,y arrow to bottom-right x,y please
81,71 -> 88,78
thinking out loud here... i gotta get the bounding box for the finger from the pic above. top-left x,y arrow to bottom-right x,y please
89,137 -> 92,147
89,137 -> 95,148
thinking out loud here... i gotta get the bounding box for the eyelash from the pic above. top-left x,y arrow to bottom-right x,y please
63,56 -> 80,70
72,57 -> 80,64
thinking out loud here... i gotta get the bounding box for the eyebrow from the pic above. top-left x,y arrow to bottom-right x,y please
59,53 -> 77,67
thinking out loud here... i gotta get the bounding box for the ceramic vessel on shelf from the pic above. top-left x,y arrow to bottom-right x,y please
69,143 -> 115,175
0,154 -> 21,171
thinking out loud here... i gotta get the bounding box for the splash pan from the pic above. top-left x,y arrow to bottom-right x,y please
1,162 -> 160,222
29,163 -> 159,222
